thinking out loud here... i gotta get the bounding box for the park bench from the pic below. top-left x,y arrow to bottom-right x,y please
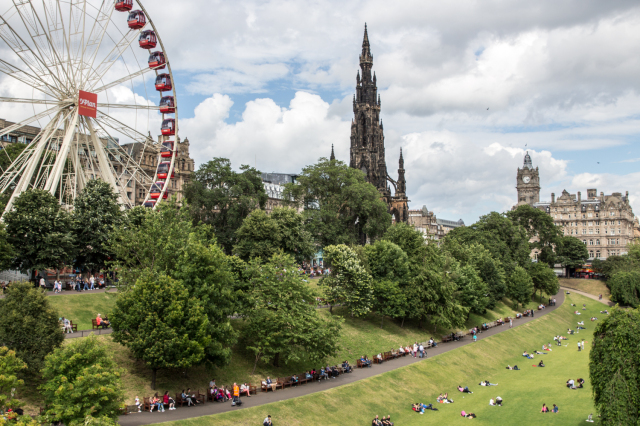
174,394 -> 186,407
92,319 -> 110,330
441,334 -> 452,343
261,381 -> 276,392
276,378 -> 286,390
143,397 -> 151,411
249,383 -> 258,395
298,374 -> 309,385
69,321 -> 78,332
356,359 -> 364,368
195,390 -> 206,404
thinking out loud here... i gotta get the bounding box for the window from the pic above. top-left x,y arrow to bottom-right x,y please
616,239 -> 620,245
589,229 -> 593,234
596,213 -> 599,218
126,181 -> 132,187
596,239 -> 600,245
589,240 -> 594,245
596,221 -> 600,225
611,229 -> 615,235
582,229 -> 587,235
610,211 -> 615,217
582,214 -> 586,219
596,228 -> 599,234
589,251 -> 594,258
596,251 -> 600,258
588,213 -> 593,218
582,240 -> 587,245
618,220 -> 621,225
127,192 -> 132,200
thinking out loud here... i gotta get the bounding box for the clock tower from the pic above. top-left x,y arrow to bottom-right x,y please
516,151 -> 540,206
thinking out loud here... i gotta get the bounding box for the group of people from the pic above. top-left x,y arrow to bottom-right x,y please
371,415 -> 394,425
566,378 -> 585,389
540,403 -> 559,413
488,396 -> 503,406
412,402 -> 438,413
72,275 -> 105,292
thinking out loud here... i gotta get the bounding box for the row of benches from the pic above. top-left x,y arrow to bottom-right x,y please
60,319 -> 110,334
261,367 -> 351,392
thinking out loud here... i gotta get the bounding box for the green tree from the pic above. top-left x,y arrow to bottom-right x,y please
72,180 -> 123,274
364,240 -> 409,327
0,282 -> 63,374
284,158 -> 391,246
0,347 -> 26,412
183,158 -> 267,253
110,203 -> 239,367
0,143 -> 27,173
382,222 -> 429,261
322,244 -> 374,317
110,271 -> 210,389
241,253 -> 341,371
526,262 -> 559,301
40,335 -> 124,425
507,204 -> 562,267
453,263 -> 490,315
556,235 -> 589,277
508,266 -> 534,307
4,189 -> 75,280
0,224 -> 14,272
233,207 -> 314,263
608,271 -> 640,307
590,307 -> 640,425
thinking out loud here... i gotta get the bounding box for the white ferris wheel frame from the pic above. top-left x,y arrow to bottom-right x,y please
0,0 -> 179,215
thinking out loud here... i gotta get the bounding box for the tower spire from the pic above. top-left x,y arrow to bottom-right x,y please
397,147 -> 406,195
330,144 -> 335,161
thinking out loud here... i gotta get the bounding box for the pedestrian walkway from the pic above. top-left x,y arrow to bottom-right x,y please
64,327 -> 112,339
118,290 -> 567,426
562,287 -> 614,307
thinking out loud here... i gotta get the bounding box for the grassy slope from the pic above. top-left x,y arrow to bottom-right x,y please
157,292 -> 603,426
47,291 -> 117,330
559,278 -> 610,300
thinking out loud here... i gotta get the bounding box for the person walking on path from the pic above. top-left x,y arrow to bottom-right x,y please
509,319 -> 513,328
473,334 -> 477,343
419,343 -> 424,358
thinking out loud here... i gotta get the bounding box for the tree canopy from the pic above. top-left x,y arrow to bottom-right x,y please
4,189 -> 75,276
507,204 -> 562,267
527,261 -> 559,300
283,158 -> 391,246
608,271 -> 640,307
322,244 -> 373,317
233,207 -> 314,263
183,158 -> 267,253
0,282 -> 64,374
590,307 -> 640,425
0,346 -> 26,413
508,266 -> 534,307
40,335 -> 124,425
556,235 -> 589,275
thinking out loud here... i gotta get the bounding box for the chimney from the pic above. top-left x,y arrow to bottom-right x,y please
551,193 -> 555,203
600,192 -> 604,200
577,191 -> 581,203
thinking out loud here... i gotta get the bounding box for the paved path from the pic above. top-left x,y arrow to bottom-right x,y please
561,287 -> 614,307
119,290 -> 566,426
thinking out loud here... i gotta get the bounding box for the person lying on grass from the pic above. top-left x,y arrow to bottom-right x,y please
479,380 -> 498,386
458,385 -> 473,393
437,393 -> 453,403
412,403 -> 438,413
600,310 -> 609,314
591,317 -> 598,321
534,350 -> 547,355
523,351 -> 534,359
460,411 -> 476,418
506,365 -> 520,370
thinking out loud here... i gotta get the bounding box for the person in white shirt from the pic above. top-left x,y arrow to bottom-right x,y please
89,275 -> 95,290
39,277 -> 45,288
419,344 -> 425,358
489,398 -> 495,406
413,343 -> 418,357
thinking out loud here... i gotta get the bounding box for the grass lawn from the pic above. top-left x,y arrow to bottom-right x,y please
157,292 -> 604,426
47,291 -> 117,330
559,278 -> 610,300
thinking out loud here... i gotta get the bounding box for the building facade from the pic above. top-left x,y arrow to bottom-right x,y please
261,172 -> 302,213
407,205 -> 465,241
348,25 -> 409,223
516,153 -> 634,260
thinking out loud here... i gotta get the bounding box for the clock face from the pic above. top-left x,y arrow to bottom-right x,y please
522,176 -> 531,184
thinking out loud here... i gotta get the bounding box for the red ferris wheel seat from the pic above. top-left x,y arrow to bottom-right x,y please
127,10 -> 146,29
115,0 -> 133,12
148,51 -> 166,69
149,182 -> 168,199
139,30 -> 157,49
144,200 -> 156,208
160,141 -> 174,158
161,119 -> 175,136
156,162 -> 174,179
159,96 -> 175,113
155,74 -> 172,91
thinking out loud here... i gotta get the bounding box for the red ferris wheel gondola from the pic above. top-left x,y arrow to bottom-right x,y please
156,162 -> 175,179
161,119 -> 175,136
149,182 -> 169,199
144,200 -> 157,208
127,10 -> 146,29
148,51 -> 166,69
139,30 -> 157,49
159,96 -> 175,113
155,74 -> 172,91
160,141 -> 174,158
115,0 -> 133,12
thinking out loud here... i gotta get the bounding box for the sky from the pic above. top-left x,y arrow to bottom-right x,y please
2,0 -> 640,224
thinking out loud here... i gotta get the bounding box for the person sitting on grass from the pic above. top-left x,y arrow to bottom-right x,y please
578,321 -> 584,325
566,379 -> 575,389
541,403 -> 549,413
382,415 -> 394,426
371,415 -> 382,426
458,385 -> 473,394
591,317 -> 598,321
460,411 -> 476,418
489,398 -> 495,406
496,396 -> 503,406
577,378 -> 585,388
538,360 -> 545,367
552,404 -> 559,413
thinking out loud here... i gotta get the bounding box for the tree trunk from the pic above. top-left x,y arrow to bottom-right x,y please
151,368 -> 157,390
401,317 -> 405,328
273,352 -> 280,368
252,353 -> 261,375
329,304 -> 333,314
380,315 -> 384,329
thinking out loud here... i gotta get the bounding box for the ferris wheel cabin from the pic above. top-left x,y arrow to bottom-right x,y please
139,31 -> 157,49
148,51 -> 166,69
144,200 -> 157,208
159,96 -> 175,113
127,10 -> 146,29
161,119 -> 175,136
156,162 -> 175,179
115,0 -> 133,12
155,74 -> 172,91
149,182 -> 168,199
160,141 -> 174,158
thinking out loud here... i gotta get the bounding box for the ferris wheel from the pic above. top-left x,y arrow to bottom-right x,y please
0,0 -> 179,214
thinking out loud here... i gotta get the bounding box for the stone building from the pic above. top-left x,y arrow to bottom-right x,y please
407,205 -> 465,241
123,136 -> 194,206
515,152 -> 634,260
261,172 -> 302,213
347,25 -> 409,223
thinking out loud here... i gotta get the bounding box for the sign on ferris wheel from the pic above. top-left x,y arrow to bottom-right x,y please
0,0 -> 179,216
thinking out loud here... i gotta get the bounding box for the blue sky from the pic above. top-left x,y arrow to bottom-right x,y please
2,0 -> 640,224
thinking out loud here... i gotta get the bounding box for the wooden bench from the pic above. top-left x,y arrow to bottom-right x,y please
195,390 -> 206,404
69,321 -> 78,332
143,397 -> 151,412
298,374 -> 309,385
249,383 -> 258,395
262,381 -> 276,392
275,378 -> 286,390
441,334 -> 453,343
92,319 -> 110,330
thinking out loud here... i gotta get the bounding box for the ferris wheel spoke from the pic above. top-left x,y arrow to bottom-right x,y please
91,66 -> 153,94
78,0 -> 115,90
94,110 -> 154,146
97,102 -> 159,110
44,107 -> 79,193
84,117 -> 126,206
0,104 -> 68,138
84,27 -> 141,92
0,55 -> 61,99
65,0 -> 87,90
0,97 -> 59,105
11,0 -> 73,90
0,14 -> 66,96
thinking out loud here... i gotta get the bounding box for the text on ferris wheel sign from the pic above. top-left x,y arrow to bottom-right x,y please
78,90 -> 98,118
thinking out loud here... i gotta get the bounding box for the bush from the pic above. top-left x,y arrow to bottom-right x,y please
609,271 -> 640,307
40,335 -> 124,425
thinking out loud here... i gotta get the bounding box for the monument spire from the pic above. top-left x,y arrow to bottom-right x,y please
330,144 -> 335,161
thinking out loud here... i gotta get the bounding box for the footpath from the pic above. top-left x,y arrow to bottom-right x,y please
118,290 -> 566,426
